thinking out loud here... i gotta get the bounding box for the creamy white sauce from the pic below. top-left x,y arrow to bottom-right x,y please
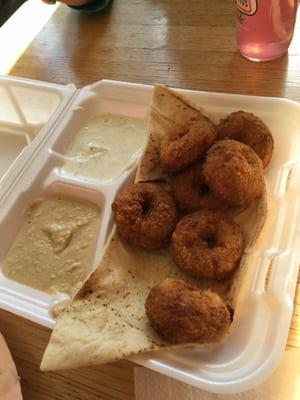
62,113 -> 147,182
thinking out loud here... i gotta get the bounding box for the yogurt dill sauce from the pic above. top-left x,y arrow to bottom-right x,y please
62,113 -> 147,182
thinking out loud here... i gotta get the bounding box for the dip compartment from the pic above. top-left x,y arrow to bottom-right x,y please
0,175 -> 105,326
0,76 -> 76,184
49,86 -> 148,185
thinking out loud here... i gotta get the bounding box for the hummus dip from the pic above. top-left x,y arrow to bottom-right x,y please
62,112 -> 147,182
2,196 -> 100,294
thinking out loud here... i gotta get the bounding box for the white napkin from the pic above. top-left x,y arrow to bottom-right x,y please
135,348 -> 300,400
0,333 -> 22,400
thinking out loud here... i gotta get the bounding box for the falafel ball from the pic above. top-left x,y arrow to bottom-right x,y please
160,118 -> 217,173
216,110 -> 274,168
145,278 -> 231,344
112,182 -> 177,250
203,139 -> 265,207
171,209 -> 244,280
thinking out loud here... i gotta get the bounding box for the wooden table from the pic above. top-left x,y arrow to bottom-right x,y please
0,0 -> 299,399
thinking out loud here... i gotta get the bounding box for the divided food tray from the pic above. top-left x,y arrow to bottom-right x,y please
0,77 -> 299,394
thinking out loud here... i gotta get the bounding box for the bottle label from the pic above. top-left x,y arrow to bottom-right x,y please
236,0 -> 257,16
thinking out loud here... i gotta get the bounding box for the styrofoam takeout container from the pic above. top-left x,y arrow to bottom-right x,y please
0,77 -> 299,394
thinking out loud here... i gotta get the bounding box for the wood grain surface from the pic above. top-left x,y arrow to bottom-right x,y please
0,0 -> 299,399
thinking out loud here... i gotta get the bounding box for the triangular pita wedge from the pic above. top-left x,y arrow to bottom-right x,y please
41,86 -> 267,371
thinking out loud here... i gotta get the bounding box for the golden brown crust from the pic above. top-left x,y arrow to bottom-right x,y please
171,209 -> 244,279
170,162 -> 228,213
145,278 -> 231,344
203,140 -> 265,207
112,183 -> 177,250
217,111 -> 274,168
159,118 -> 217,173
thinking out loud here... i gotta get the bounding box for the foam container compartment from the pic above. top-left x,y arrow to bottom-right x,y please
0,77 -> 300,394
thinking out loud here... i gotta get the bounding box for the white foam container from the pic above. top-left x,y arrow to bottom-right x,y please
0,77 -> 299,394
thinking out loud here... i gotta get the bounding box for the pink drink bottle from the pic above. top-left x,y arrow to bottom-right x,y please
236,0 -> 298,61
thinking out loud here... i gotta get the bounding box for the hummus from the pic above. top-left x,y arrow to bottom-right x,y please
62,113 -> 147,182
2,196 -> 100,294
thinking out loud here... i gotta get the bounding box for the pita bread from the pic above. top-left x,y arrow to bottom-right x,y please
41,86 -> 267,371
